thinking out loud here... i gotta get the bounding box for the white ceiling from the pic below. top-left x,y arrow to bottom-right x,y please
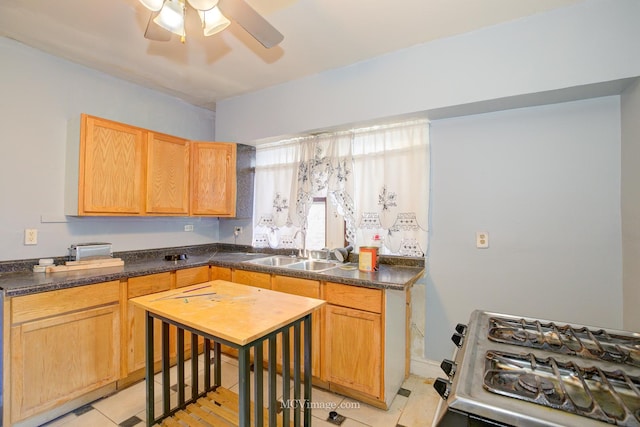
0,0 -> 582,111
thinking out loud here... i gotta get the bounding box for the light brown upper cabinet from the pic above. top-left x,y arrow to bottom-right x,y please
74,114 -> 145,215
66,114 -> 237,217
190,142 -> 237,217
146,132 -> 190,215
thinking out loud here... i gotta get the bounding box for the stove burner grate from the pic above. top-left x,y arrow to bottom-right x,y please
487,316 -> 640,368
484,351 -> 640,426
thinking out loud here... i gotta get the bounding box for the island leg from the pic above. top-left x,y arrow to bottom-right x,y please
304,315 -> 312,427
238,345 -> 251,426
145,311 -> 155,427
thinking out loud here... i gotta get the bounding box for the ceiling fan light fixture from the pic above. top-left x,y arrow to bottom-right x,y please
141,0 -> 282,47
139,0 -> 165,12
153,0 -> 185,36
198,7 -> 230,36
187,0 -> 218,11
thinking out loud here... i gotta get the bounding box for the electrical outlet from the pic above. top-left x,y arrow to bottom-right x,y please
25,228 -> 38,245
184,224 -> 194,232
234,226 -> 243,236
476,231 -> 489,249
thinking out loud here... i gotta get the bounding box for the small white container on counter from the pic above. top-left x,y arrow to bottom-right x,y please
33,258 -> 54,272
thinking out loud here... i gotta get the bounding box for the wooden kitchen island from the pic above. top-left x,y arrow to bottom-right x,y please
130,279 -> 325,427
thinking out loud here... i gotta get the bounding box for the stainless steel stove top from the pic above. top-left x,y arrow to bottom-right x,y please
486,315 -> 640,368
434,310 -> 640,427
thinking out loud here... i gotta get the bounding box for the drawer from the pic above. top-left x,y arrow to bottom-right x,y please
210,266 -> 232,281
128,272 -> 172,298
273,275 -> 320,298
175,266 -> 209,288
324,282 -> 382,313
11,280 -> 120,324
232,269 -> 271,289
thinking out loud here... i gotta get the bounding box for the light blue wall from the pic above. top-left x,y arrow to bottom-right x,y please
621,79 -> 640,332
215,0 -> 637,362
0,38 -> 218,261
427,96 -> 622,361
215,0 -> 640,143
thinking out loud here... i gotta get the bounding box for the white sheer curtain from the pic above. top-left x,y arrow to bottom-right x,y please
352,121 -> 429,256
253,119 -> 430,257
252,140 -> 300,248
290,133 -> 354,243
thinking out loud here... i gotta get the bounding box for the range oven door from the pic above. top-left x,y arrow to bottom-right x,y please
434,408 -> 511,426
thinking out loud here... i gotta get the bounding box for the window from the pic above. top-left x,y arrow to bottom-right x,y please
304,198 -> 346,250
252,120 -> 429,257
305,199 -> 326,250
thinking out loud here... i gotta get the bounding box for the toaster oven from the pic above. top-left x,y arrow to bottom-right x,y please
68,242 -> 113,261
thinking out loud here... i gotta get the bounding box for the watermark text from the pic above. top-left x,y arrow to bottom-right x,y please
281,399 -> 360,410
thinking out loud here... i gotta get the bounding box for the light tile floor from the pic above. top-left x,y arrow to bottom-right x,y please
42,354 -> 440,427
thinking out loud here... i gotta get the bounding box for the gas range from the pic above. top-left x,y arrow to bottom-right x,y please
433,310 -> 640,426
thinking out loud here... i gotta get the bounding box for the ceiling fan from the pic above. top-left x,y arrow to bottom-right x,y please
140,0 -> 284,48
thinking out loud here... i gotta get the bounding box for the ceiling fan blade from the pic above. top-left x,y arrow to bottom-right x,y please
144,11 -> 171,41
218,0 -> 284,48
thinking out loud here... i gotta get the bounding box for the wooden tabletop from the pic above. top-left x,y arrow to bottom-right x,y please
130,280 -> 325,346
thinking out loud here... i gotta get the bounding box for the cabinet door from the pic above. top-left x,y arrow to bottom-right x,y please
126,273 -> 172,374
10,305 -> 120,422
146,133 -> 190,215
174,267 -> 210,355
190,142 -> 236,216
272,276 -> 322,379
79,114 -> 145,215
223,269 -> 271,359
325,305 -> 382,398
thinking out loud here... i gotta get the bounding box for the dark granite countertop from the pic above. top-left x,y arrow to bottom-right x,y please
0,245 -> 424,297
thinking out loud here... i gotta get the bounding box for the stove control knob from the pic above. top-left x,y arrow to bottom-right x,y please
434,377 -> 451,399
451,332 -> 464,348
440,359 -> 457,377
455,323 -> 467,335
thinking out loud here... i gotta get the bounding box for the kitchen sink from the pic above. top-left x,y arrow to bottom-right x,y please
245,256 -> 340,272
245,255 -> 301,267
285,260 -> 340,272
226,252 -> 265,256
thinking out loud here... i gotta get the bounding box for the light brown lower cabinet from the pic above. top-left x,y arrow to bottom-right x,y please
324,304 -> 382,398
125,267 -> 210,379
175,265 -> 209,288
222,269 -> 272,359
174,266 -> 210,354
272,275 -> 322,379
8,281 -> 120,425
231,269 -> 271,289
210,266 -> 232,281
3,265 -> 409,425
126,272 -> 172,375
323,282 -> 383,399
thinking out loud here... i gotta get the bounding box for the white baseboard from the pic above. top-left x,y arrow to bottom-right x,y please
409,356 -> 442,379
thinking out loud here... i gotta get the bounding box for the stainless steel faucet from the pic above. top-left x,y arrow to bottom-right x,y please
293,229 -> 307,258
